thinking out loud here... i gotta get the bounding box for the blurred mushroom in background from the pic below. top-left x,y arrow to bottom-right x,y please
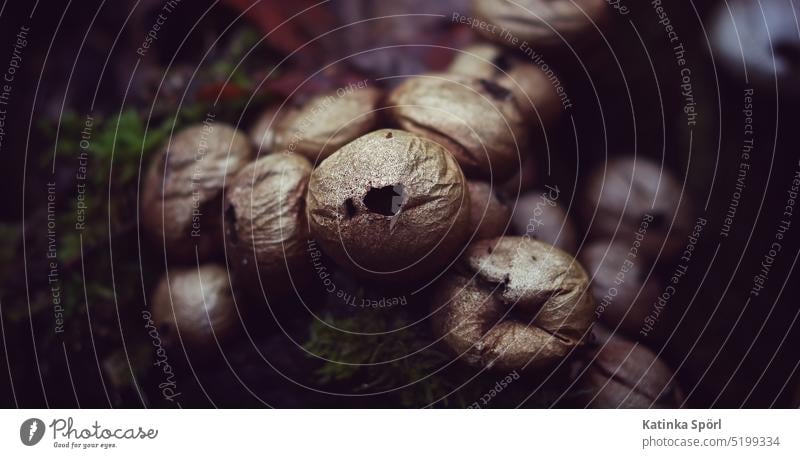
572,325 -> 684,408
466,180 -> 513,240
710,0 -> 800,97
580,241 -> 664,339
510,188 -> 577,253
580,157 -> 692,261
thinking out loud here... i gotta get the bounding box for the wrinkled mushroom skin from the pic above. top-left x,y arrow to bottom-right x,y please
472,0 -> 611,50
224,153 -> 313,296
575,326 -> 684,408
466,181 -> 512,240
272,87 -> 383,162
141,124 -> 253,263
510,189 -> 577,253
580,241 -> 662,338
307,129 -> 470,284
387,73 -> 527,180
431,237 -> 594,372
152,264 -> 237,349
448,43 -> 562,123
581,157 -> 692,260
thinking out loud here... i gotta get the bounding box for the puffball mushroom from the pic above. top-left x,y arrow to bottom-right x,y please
151,264 -> 237,349
472,0 -> 611,50
499,153 -> 538,198
466,180 -> 512,240
581,157 -> 692,260
141,123 -> 253,263
306,129 -> 470,284
387,73 -> 527,180
710,0 -> 800,97
575,325 -> 684,408
271,86 -> 383,162
510,188 -> 577,253
224,152 -> 313,296
431,237 -> 594,372
448,42 -> 563,124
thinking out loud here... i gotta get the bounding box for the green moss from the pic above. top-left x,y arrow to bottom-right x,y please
304,312 -> 486,407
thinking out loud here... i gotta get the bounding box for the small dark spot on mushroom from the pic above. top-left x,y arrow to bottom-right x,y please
344,198 -> 357,218
506,304 -> 534,325
363,184 -> 406,216
479,78 -> 512,100
491,53 -> 512,72
385,131 -> 393,139
225,204 -> 238,244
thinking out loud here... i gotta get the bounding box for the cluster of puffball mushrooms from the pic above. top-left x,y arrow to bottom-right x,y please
141,0 -> 691,407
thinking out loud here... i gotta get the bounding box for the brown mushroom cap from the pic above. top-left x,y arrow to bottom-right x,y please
581,157 -> 692,260
387,73 -> 527,180
472,0 -> 611,50
510,188 -> 577,253
576,325 -> 684,408
151,264 -> 237,349
141,123 -> 253,262
431,236 -> 594,372
448,42 -> 562,124
306,129 -> 470,284
224,153 -> 313,296
272,87 -> 383,162
466,181 -> 512,240
449,42 -> 509,77
580,241 -> 663,338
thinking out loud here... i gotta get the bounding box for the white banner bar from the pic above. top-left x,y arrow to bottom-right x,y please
1,409 -> 797,457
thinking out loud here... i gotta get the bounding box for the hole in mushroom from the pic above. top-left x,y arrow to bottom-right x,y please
506,302 -> 540,325
225,204 -> 238,244
363,184 -> 406,216
344,198 -> 357,218
491,53 -> 512,72
478,78 -> 512,100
